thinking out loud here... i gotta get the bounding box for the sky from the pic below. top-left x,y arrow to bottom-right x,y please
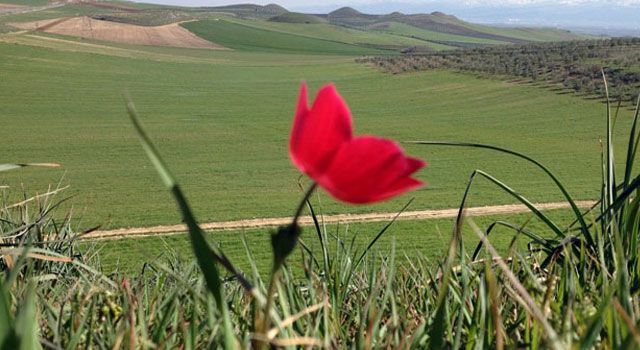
134,0 -> 640,7
133,0 -> 640,34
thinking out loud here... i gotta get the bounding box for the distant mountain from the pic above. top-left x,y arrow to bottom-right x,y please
319,6 -> 574,44
45,1 -> 582,50
167,2 -> 584,46
199,3 -> 288,19
293,2 -> 640,36
268,12 -> 325,24
327,6 -> 364,19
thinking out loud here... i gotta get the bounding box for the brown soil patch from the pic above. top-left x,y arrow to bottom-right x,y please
10,16 -> 224,49
84,200 -> 596,240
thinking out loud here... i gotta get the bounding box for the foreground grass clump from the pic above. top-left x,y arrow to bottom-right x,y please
1,174 -> 638,348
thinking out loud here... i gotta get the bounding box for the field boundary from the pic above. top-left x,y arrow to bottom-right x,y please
84,200 -> 596,240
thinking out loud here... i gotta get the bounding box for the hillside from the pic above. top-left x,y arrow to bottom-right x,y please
325,6 -> 582,44
0,1 -> 587,52
197,3 -> 287,19
268,12 -> 324,24
10,16 -> 224,49
181,19 -> 388,55
364,38 -> 640,104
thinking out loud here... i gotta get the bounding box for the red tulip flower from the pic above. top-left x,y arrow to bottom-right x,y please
290,83 -> 426,204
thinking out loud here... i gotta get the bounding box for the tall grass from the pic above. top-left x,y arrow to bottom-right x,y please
2,88 -> 640,348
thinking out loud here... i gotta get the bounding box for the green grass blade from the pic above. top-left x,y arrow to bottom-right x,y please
0,276 -> 14,348
429,206 -> 462,349
409,141 -> 594,246
471,220 -> 553,261
353,198 -> 414,270
580,287 -> 616,349
471,169 -> 565,239
602,71 -> 616,224
15,283 -> 41,350
595,173 -> 640,224
125,98 -> 237,350
305,193 -> 330,274
467,218 -> 563,350
622,94 -> 640,189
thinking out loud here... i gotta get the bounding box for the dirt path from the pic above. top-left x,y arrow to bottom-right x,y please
84,200 -> 596,240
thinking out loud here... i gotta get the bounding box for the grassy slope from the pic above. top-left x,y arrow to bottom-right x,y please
181,19 -> 389,55
0,0 -> 51,5
0,4 -> 114,23
0,34 -> 631,231
398,12 -> 585,42
326,9 -> 585,44
464,22 -> 582,42
268,12 -> 324,23
374,21 -> 509,45
221,17 -> 454,51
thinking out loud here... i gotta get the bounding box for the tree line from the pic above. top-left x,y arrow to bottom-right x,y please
359,38 -> 640,104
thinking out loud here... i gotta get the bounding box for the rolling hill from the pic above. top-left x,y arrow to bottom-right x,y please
0,1 -> 587,53
323,7 -> 582,44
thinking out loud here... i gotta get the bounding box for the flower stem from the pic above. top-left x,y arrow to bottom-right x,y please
260,181 -> 317,346
292,182 -> 318,225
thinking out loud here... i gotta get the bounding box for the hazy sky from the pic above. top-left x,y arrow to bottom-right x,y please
132,0 -> 640,32
134,0 -> 640,7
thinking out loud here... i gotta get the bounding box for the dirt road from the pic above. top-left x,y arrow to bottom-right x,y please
84,200 -> 596,240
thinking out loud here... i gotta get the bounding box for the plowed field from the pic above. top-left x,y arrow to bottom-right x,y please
10,16 -> 225,49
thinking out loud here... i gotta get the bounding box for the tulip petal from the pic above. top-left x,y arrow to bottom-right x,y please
317,136 -> 426,203
289,83 -> 353,178
368,177 -> 424,203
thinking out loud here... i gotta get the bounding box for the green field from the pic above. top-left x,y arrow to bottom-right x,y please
0,31 -> 630,231
0,4 -> 113,25
182,19 -> 390,54
212,17 -> 455,50
373,21 -> 509,45
462,22 -> 584,42
0,0 -> 51,5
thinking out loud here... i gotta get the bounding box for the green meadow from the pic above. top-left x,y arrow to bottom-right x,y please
196,17 -> 454,50
0,0 -> 50,5
372,21 -> 508,45
0,32 -> 628,231
182,19 -> 389,55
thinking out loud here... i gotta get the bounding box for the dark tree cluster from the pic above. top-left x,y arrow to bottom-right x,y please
359,38 -> 640,104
